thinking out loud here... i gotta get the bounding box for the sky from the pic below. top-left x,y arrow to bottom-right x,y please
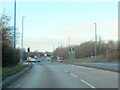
0,0 -> 118,52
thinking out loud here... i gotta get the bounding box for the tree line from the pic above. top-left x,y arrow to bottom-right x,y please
1,13 -> 21,67
53,38 -> 118,62
1,12 -> 47,67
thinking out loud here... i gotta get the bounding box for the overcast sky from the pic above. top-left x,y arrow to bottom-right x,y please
1,0 -> 118,52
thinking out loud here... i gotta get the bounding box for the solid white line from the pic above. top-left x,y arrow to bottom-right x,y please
70,73 -> 77,77
63,69 -> 68,73
80,79 -> 95,88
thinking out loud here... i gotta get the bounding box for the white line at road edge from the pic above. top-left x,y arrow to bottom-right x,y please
70,73 -> 77,77
63,69 -> 69,73
80,79 -> 95,88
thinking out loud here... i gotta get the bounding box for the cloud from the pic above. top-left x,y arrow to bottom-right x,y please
53,22 -> 95,44
24,37 -> 57,52
23,20 -> 117,52
98,20 -> 118,26
97,20 -> 118,40
53,20 -> 117,44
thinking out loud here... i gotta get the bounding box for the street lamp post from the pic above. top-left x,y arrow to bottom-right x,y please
94,23 -> 97,61
14,0 -> 16,49
21,16 -> 25,63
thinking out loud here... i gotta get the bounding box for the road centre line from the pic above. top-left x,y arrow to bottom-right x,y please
80,79 -> 95,88
70,73 -> 77,77
63,69 -> 95,88
63,69 -> 69,73
63,69 -> 77,77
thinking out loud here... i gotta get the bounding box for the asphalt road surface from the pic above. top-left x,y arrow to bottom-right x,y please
8,61 -> 118,88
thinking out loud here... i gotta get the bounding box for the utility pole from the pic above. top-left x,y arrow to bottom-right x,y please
69,36 -> 70,48
21,16 -> 25,63
14,0 -> 16,49
57,42 -> 59,57
68,37 -> 70,60
94,23 -> 97,61
60,42 -> 62,48
52,45 -> 55,58
68,36 -> 72,63
53,45 -> 55,52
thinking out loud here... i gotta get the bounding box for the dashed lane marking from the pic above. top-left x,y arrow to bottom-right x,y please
63,69 -> 95,88
80,79 -> 95,88
63,69 -> 69,73
70,73 -> 77,77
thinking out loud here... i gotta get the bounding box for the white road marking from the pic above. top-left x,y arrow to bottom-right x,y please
63,69 -> 95,88
80,79 -> 95,88
70,73 -> 77,77
63,69 -> 69,73
63,69 -> 77,77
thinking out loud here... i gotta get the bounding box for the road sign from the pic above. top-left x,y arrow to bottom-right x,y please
69,47 -> 75,53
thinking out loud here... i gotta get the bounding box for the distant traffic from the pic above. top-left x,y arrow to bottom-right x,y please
26,56 -> 63,63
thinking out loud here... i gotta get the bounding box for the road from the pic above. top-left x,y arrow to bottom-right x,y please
8,61 -> 118,88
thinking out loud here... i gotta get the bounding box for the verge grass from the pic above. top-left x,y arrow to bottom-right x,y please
2,64 -> 29,80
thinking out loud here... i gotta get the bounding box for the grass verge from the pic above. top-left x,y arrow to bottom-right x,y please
2,64 -> 29,80
63,56 -> 118,63
63,57 -> 92,63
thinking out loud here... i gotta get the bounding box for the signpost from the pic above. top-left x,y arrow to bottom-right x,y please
69,47 -> 75,64
69,48 -> 75,54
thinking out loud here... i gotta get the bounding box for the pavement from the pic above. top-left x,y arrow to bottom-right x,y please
7,61 -> 118,88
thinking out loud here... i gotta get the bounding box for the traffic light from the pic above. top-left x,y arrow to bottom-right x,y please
27,47 -> 30,52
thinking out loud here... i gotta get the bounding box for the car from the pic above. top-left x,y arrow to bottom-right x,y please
35,58 -> 41,62
49,59 -> 53,62
46,57 -> 52,61
27,57 -> 32,62
31,58 -> 36,63
57,59 -> 63,62
57,57 -> 63,62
